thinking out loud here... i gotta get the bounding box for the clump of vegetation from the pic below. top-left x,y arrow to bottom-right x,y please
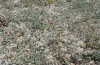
68,0 -> 100,49
70,51 -> 100,65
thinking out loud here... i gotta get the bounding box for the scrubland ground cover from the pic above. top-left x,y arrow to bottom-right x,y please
0,0 -> 100,65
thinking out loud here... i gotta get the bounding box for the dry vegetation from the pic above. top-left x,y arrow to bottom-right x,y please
0,0 -> 100,65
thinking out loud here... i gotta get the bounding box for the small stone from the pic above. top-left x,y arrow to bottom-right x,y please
89,61 -> 94,64
60,47 -> 67,52
65,54 -> 71,59
70,63 -> 75,65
